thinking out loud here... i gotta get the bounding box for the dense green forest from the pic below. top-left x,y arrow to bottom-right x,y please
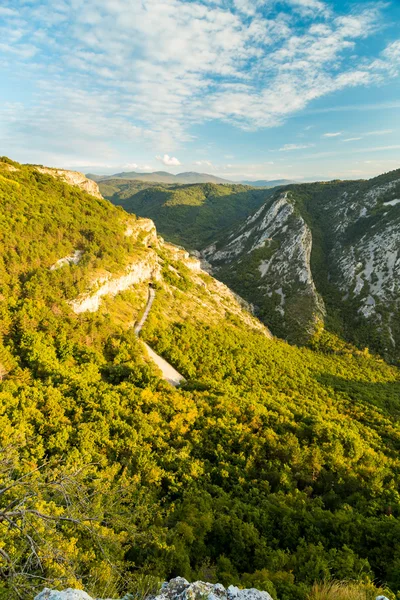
102,181 -> 274,248
0,159 -> 399,600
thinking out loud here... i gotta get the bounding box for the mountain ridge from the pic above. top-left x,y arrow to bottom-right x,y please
87,170 -> 232,185
203,168 -> 400,360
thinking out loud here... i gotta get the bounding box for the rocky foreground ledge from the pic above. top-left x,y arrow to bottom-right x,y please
35,576 -> 274,600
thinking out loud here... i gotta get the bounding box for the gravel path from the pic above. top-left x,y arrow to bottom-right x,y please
135,286 -> 185,387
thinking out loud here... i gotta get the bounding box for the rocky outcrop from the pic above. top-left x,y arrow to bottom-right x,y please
204,192 -> 325,343
35,167 -> 103,199
34,577 -> 274,600
70,257 -> 161,314
157,577 -> 273,600
50,250 -> 83,271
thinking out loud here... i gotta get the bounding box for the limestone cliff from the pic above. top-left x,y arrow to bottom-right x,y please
35,167 -> 103,199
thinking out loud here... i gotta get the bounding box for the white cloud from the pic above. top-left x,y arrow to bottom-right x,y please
156,154 -> 181,166
323,132 -> 343,137
343,130 -> 393,142
279,143 -> 314,151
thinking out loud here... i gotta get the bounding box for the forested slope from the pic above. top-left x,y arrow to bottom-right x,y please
0,158 -> 399,600
109,167 -> 400,362
102,181 -> 274,248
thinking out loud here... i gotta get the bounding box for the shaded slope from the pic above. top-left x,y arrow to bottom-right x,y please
104,182 -> 274,248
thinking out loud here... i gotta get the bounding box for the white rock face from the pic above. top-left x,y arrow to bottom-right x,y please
34,578 -> 275,600
70,258 -> 161,314
204,192 -> 325,340
50,250 -> 83,271
35,167 -> 103,199
201,171 -> 400,352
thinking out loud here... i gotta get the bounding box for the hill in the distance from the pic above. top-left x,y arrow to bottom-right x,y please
87,170 -> 232,185
101,180 -> 275,248
241,178 -> 296,187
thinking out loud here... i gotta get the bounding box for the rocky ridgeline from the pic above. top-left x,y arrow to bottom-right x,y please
34,577 -> 274,600
35,167 -> 103,199
202,171 -> 400,357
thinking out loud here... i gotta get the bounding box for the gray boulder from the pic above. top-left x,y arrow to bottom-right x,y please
35,591 -> 94,600
152,579 -> 273,600
34,578 -> 274,600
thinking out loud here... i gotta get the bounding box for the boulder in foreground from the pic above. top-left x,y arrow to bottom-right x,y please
34,578 -> 274,600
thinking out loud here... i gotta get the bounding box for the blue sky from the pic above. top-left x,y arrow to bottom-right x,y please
1,0 -> 400,181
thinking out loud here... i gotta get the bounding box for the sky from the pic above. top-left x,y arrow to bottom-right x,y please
1,0 -> 400,182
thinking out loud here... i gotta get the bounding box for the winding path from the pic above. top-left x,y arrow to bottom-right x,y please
135,286 -> 185,387
134,286 -> 156,335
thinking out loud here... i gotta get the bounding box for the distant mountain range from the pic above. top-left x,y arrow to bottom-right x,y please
87,170 -> 301,187
240,179 -> 296,187
87,170 -> 232,185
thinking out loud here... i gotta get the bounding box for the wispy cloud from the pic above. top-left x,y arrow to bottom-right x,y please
194,160 -> 213,167
323,132 -> 343,137
343,129 -> 394,143
365,129 -> 393,136
279,143 -> 315,151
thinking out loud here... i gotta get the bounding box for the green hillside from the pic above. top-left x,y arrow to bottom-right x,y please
117,169 -> 400,362
1,158 -> 400,600
102,181 -> 274,248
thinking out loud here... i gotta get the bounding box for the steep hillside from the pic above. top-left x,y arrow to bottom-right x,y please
202,170 -> 400,361
2,157 -> 400,600
103,182 -> 274,248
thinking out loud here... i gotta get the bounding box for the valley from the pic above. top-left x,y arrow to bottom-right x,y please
102,170 -> 400,363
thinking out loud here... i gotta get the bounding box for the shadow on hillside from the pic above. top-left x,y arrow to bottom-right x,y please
317,373 -> 400,420
112,186 -> 275,248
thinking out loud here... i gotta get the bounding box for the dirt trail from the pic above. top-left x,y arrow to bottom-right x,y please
135,286 -> 185,387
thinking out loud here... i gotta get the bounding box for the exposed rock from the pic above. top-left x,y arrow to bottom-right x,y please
35,167 -> 103,199
157,576 -> 274,600
204,192 -> 325,343
34,578 -> 274,600
50,250 -> 83,271
35,590 -> 94,600
70,257 -> 161,314
0,162 -> 18,172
